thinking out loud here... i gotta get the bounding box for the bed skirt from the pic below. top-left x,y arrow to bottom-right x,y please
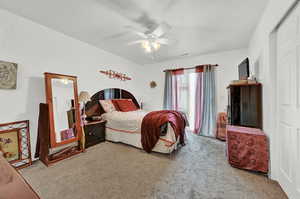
105,123 -> 179,154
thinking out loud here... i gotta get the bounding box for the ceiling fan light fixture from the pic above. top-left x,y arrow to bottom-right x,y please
145,46 -> 152,53
152,42 -> 160,50
142,40 -> 150,49
127,22 -> 171,54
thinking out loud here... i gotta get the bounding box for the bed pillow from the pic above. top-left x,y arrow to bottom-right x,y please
111,99 -> 134,111
115,99 -> 138,112
99,100 -> 116,113
111,99 -> 121,111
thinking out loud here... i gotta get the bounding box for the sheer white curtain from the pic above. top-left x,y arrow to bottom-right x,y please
178,71 -> 198,131
173,72 -> 188,112
163,69 -> 198,131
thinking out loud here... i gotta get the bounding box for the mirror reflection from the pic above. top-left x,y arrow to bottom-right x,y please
51,78 -> 76,143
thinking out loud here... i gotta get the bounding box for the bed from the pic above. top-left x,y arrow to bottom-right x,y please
85,88 -> 184,154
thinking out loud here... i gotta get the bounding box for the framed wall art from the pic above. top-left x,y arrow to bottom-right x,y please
0,120 -> 32,169
0,60 -> 18,89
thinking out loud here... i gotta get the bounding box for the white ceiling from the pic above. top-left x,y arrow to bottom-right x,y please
0,0 -> 268,64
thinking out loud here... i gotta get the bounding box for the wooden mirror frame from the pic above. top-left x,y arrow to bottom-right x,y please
44,72 -> 82,148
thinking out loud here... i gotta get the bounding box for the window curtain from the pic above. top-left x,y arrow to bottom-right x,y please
163,71 -> 173,110
163,69 -> 184,110
197,65 -> 217,137
193,66 -> 204,134
163,65 -> 216,137
171,69 -> 186,111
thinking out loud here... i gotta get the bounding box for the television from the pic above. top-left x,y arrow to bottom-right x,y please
238,58 -> 250,80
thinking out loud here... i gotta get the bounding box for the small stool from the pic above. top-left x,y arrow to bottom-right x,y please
226,125 -> 269,173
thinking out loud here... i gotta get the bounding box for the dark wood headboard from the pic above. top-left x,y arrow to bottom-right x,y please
85,88 -> 140,117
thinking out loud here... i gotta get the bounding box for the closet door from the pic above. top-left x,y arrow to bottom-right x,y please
276,3 -> 300,198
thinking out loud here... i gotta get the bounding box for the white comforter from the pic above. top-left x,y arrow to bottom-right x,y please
102,110 -> 149,133
102,109 -> 179,153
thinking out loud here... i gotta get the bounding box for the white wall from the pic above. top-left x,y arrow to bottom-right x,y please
140,49 -> 248,112
0,9 -> 145,158
249,0 -> 296,60
248,0 -> 297,180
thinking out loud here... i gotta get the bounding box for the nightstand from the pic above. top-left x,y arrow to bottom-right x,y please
83,120 -> 106,148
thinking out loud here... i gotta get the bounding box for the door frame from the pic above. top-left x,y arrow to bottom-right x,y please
269,0 -> 299,181
269,30 -> 279,180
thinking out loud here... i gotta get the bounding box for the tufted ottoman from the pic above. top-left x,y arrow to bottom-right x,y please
226,125 -> 269,173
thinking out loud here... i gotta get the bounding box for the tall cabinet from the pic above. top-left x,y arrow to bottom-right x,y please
227,83 -> 262,129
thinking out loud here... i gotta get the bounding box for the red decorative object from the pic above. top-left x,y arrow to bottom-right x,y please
114,99 -> 138,112
100,70 -> 131,81
226,125 -> 269,173
111,99 -> 121,111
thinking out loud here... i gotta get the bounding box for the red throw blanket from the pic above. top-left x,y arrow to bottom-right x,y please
141,110 -> 186,153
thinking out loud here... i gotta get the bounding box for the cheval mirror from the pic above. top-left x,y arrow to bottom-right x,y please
39,73 -> 83,166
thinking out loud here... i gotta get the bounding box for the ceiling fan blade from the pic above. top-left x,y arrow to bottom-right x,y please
127,40 -> 145,45
156,38 -> 169,45
124,26 -> 148,39
132,30 -> 148,39
103,31 -> 130,40
151,22 -> 172,38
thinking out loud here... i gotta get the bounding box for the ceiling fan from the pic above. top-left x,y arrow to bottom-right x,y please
127,22 -> 172,53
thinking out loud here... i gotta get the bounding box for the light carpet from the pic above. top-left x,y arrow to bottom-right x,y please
21,133 -> 287,199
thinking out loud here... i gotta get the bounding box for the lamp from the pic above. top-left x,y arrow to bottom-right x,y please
79,91 -> 91,123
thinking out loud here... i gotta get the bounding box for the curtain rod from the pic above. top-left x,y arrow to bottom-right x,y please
163,64 -> 218,72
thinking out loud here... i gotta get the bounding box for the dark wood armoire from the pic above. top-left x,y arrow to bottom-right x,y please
227,83 -> 262,129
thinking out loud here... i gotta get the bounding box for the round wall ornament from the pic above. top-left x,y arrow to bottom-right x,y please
150,81 -> 157,88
